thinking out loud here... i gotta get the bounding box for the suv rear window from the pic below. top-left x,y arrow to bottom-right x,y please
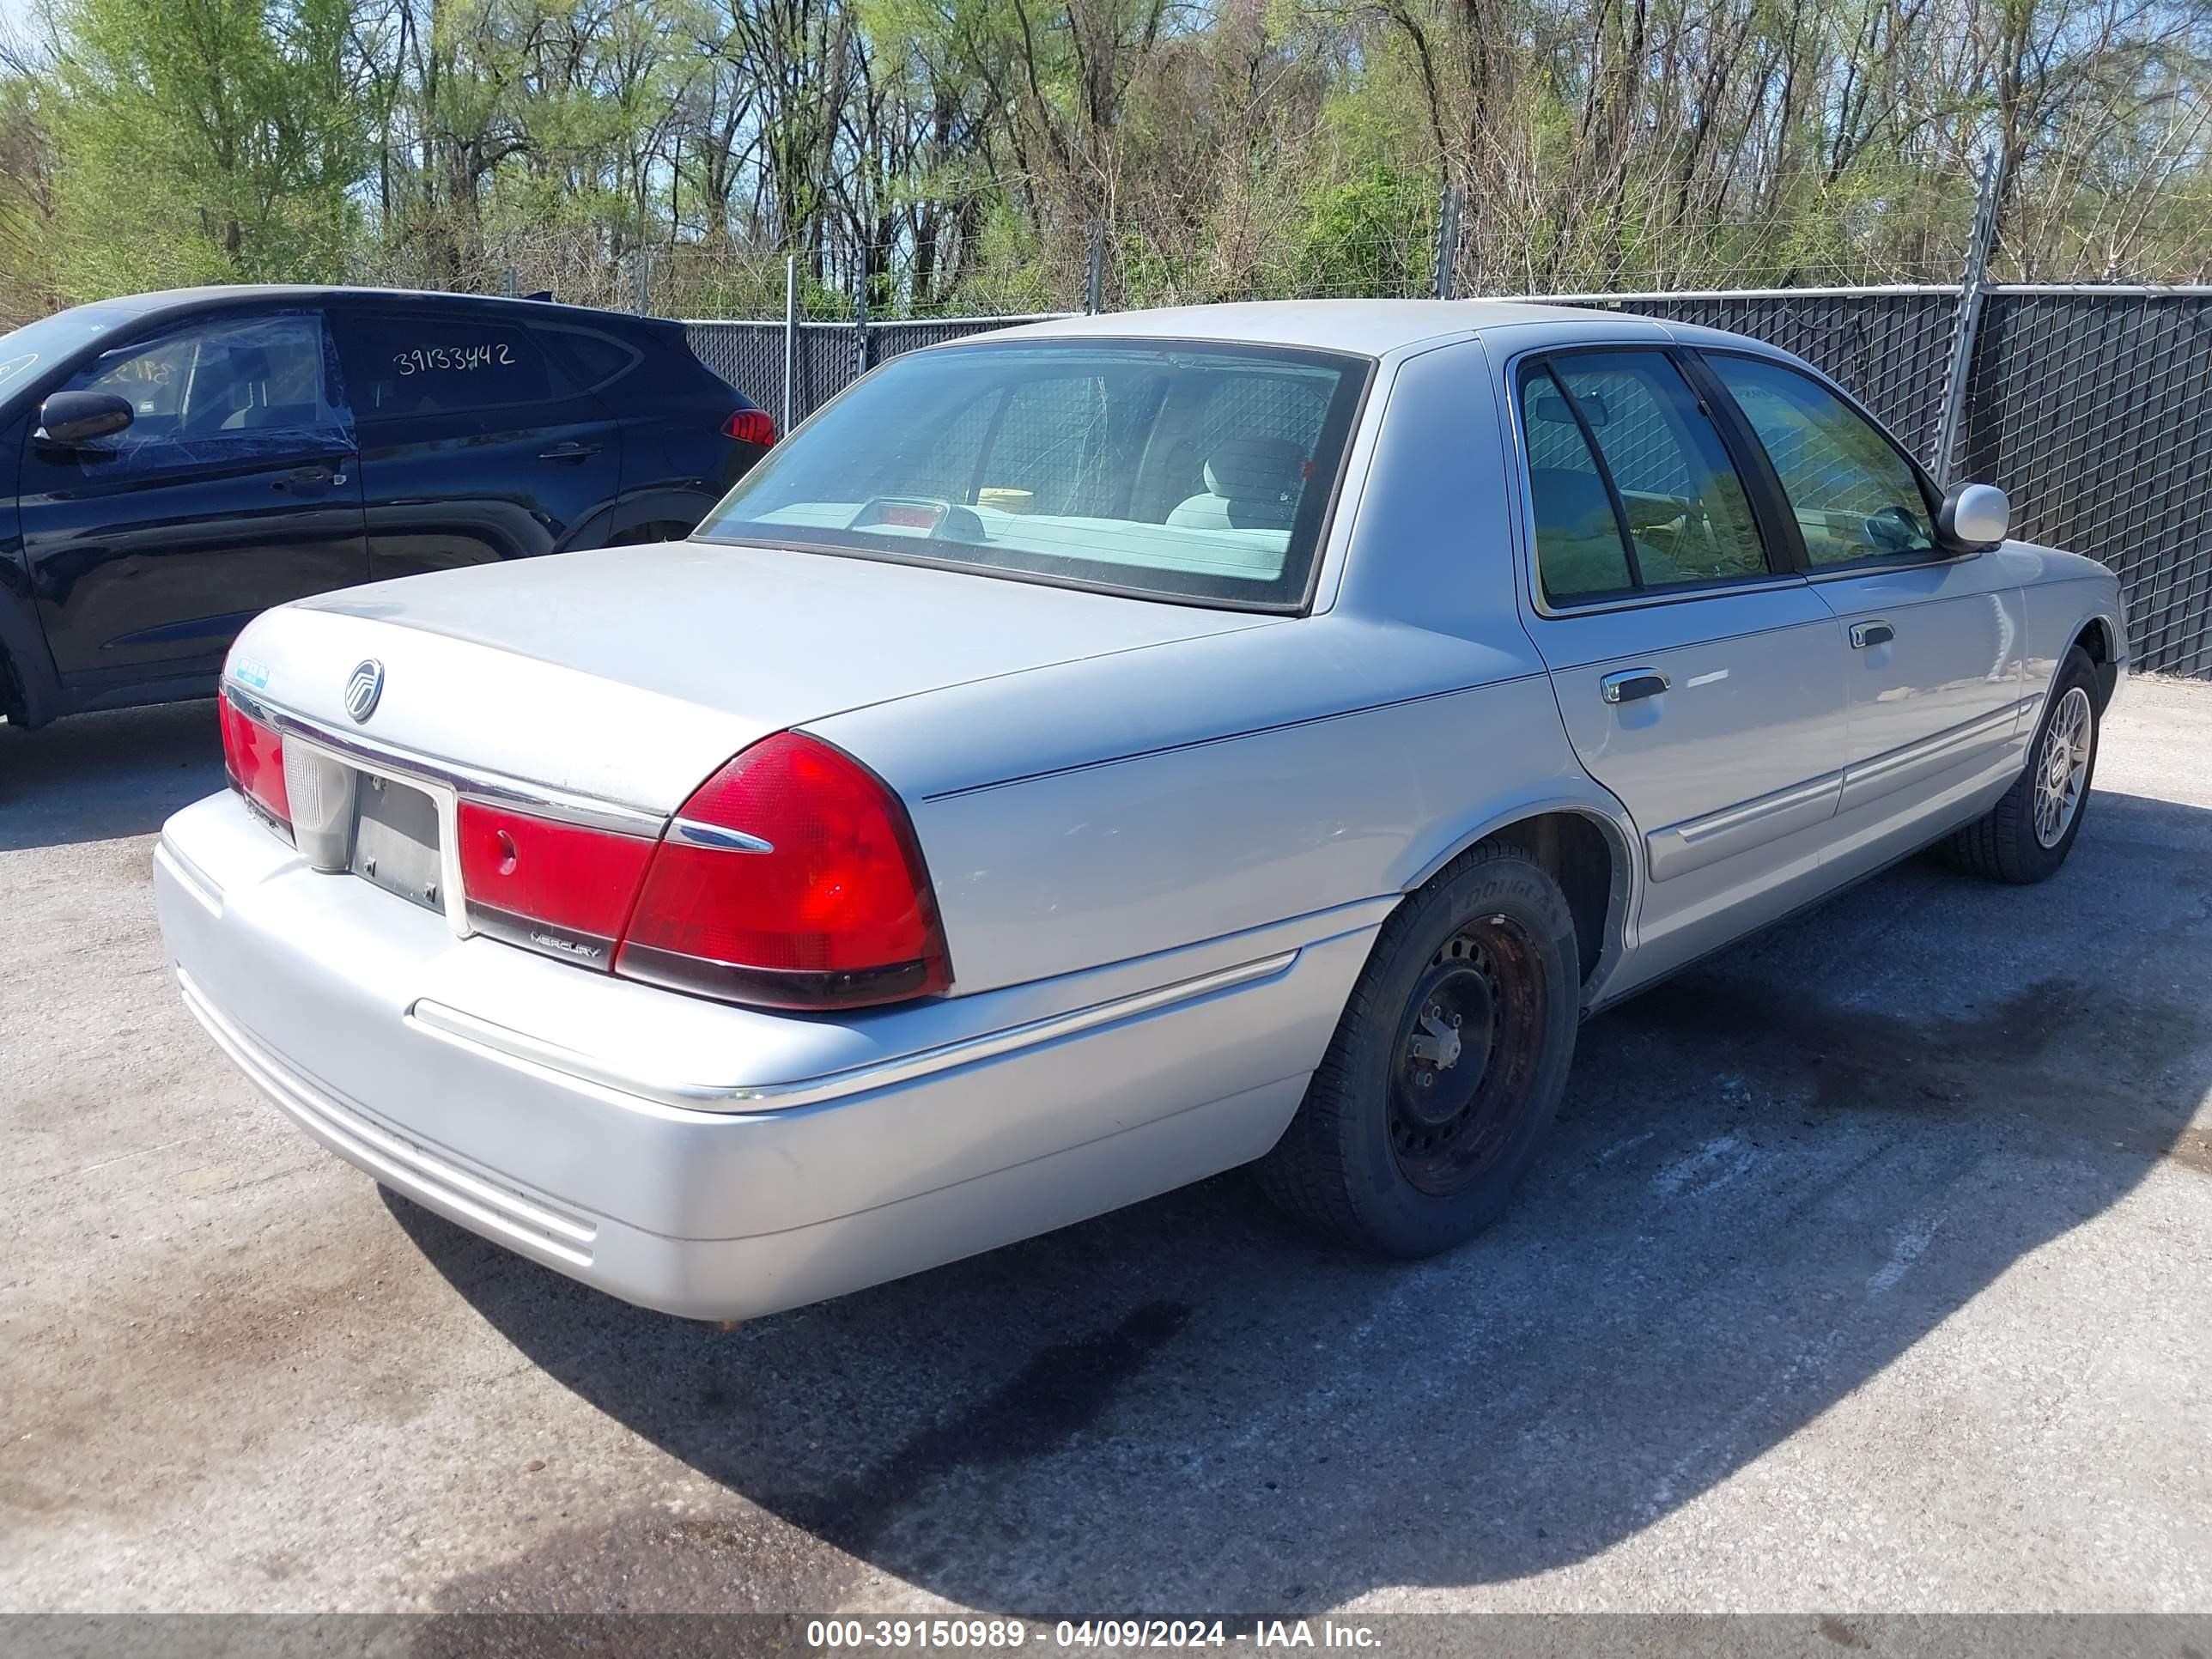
692,339 -> 1370,610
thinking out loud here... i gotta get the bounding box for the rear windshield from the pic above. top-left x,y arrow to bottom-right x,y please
692,338 -> 1370,609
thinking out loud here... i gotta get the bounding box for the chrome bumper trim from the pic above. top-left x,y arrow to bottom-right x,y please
405,949 -> 1303,1115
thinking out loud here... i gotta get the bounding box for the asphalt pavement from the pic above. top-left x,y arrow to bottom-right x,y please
3,678 -> 2209,1616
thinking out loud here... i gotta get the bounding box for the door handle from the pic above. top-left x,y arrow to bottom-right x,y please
273,464 -> 345,490
1850,620 -> 1895,649
1601,668 -> 1669,705
538,442 -> 603,462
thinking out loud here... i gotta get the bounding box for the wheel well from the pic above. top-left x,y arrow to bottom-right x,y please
2070,617 -> 2119,709
1483,811 -> 1619,989
2073,617 -> 2114,665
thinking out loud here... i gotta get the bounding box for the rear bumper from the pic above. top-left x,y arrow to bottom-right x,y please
155,791 -> 1377,1320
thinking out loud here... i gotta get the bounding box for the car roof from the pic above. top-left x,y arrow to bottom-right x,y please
76,284 -> 671,333
985,299 -> 1638,357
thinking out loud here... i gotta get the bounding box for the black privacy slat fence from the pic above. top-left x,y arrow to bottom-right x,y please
686,286 -> 2212,678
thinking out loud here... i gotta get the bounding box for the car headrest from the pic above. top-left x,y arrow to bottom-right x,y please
1203,437 -> 1306,504
227,345 -> 276,383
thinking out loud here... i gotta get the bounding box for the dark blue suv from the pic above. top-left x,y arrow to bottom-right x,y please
0,285 -> 773,728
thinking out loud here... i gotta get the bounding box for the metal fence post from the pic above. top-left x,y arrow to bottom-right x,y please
1085,221 -> 1106,314
1431,186 -> 1462,301
1931,149 -> 2006,487
854,258 -> 871,377
782,255 -> 798,433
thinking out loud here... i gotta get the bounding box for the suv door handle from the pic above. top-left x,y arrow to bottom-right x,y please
273,464 -> 345,490
1850,620 -> 1896,649
538,442 -> 602,462
1601,669 -> 1669,705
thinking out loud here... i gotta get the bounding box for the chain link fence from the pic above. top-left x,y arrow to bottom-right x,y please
686,286 -> 2212,679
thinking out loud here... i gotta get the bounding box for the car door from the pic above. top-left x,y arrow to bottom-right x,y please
1508,346 -> 1851,984
1698,352 -> 2028,838
18,308 -> 367,690
326,303 -> 625,579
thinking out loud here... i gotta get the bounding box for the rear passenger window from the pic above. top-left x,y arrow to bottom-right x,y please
1522,352 -> 1772,605
333,312 -> 556,417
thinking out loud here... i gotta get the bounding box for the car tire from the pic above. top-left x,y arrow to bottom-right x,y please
1256,840 -> 1581,1258
1942,645 -> 2101,884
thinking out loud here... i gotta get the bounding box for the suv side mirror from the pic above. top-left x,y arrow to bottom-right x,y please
36,390 -> 135,447
1938,481 -> 2008,550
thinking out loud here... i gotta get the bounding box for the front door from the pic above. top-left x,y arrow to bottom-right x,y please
20,308 -> 367,691
1698,353 -> 2028,844
326,306 -> 626,579
1510,347 -> 1850,984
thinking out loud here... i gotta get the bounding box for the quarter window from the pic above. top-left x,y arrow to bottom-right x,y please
1522,352 -> 1771,605
1705,355 -> 1937,565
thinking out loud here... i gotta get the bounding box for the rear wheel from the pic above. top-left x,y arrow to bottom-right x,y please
1943,644 -> 2101,884
1257,841 -> 1580,1257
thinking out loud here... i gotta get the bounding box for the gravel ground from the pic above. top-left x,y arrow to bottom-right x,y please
3,676 -> 2209,1617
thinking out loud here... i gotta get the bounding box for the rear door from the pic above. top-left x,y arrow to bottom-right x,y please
1698,352 -> 2027,830
18,307 -> 366,688
327,303 -> 626,579
1508,345 -> 1850,981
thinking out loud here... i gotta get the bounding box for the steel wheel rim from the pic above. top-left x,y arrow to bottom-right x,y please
2033,685 -> 2094,848
1387,914 -> 1547,1197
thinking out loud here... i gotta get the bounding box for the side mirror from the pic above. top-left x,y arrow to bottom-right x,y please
36,390 -> 135,447
1938,481 -> 2008,550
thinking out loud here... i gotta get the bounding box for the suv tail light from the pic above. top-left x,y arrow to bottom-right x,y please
219,697 -> 292,836
723,408 -> 776,447
615,732 -> 950,1010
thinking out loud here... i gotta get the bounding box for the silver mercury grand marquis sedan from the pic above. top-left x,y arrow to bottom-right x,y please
154,301 -> 2127,1321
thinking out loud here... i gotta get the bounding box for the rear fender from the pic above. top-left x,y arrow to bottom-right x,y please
1393,785 -> 1643,1008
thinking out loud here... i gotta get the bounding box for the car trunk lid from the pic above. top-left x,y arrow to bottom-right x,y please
234,540 -> 1277,813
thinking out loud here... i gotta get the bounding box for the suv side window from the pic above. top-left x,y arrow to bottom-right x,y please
1705,354 -> 1938,565
58,311 -> 345,465
331,310 -> 556,419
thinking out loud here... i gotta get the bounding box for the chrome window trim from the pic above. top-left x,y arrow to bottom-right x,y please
1804,548 -> 1987,581
1525,568 -> 1808,621
405,948 -> 1301,1115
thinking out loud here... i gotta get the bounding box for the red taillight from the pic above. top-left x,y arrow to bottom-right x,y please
614,732 -> 950,1010
723,408 -> 776,447
219,697 -> 291,833
456,803 -> 657,966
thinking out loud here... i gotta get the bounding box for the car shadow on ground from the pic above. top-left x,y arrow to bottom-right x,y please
0,700 -> 224,852
391,787 -> 2211,1613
